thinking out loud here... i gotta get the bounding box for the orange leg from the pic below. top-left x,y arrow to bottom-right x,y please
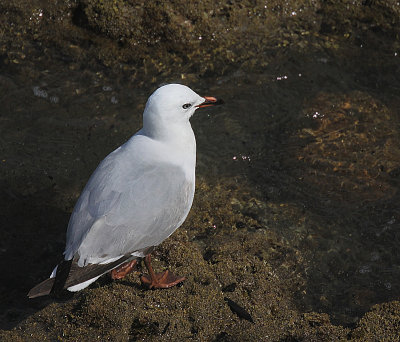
111,259 -> 138,280
140,254 -> 185,289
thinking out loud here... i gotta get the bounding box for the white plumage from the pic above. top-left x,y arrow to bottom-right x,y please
28,84 -> 222,297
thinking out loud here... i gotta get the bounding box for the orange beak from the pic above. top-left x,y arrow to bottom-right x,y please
196,96 -> 224,108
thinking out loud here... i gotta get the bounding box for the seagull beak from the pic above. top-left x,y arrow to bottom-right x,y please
196,96 -> 224,108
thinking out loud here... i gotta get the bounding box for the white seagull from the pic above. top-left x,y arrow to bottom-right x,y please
28,84 -> 223,298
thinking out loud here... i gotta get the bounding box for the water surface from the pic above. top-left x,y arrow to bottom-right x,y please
1,27 -> 400,330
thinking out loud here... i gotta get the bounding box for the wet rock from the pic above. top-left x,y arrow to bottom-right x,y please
350,301 -> 400,341
1,0 -> 398,79
298,91 -> 400,203
1,0 -> 400,340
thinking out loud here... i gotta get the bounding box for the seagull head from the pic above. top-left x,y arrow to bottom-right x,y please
142,84 -> 223,139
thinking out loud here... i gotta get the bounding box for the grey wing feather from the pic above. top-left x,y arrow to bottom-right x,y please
64,140 -> 194,266
28,255 -> 134,298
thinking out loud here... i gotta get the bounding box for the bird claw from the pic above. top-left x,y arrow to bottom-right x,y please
110,260 -> 138,280
140,270 -> 186,289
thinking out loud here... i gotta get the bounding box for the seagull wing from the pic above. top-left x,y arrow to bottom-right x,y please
64,136 -> 194,266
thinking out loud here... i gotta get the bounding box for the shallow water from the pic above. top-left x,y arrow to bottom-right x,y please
215,47 -> 400,326
1,25 -> 400,331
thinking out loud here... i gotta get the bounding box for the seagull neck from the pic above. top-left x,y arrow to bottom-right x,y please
143,120 -> 195,147
141,121 -> 197,180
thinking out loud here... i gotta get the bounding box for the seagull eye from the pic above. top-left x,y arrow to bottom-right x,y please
182,103 -> 192,109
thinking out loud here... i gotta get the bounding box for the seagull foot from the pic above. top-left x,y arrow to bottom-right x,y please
111,259 -> 138,280
141,254 -> 185,289
140,270 -> 186,289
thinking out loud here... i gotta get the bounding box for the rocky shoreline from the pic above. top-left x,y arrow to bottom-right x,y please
1,1 -> 400,340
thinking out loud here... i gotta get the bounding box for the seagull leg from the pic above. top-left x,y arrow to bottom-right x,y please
140,254 -> 186,289
110,259 -> 138,280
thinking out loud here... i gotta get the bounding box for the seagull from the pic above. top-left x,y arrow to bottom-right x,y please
28,84 -> 223,298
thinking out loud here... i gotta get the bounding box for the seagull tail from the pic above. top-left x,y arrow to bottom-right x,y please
27,278 -> 55,298
27,259 -> 73,299
27,254 -> 135,298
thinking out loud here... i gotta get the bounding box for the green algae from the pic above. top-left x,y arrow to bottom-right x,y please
2,0 -> 398,80
350,301 -> 400,341
0,180 -> 349,341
